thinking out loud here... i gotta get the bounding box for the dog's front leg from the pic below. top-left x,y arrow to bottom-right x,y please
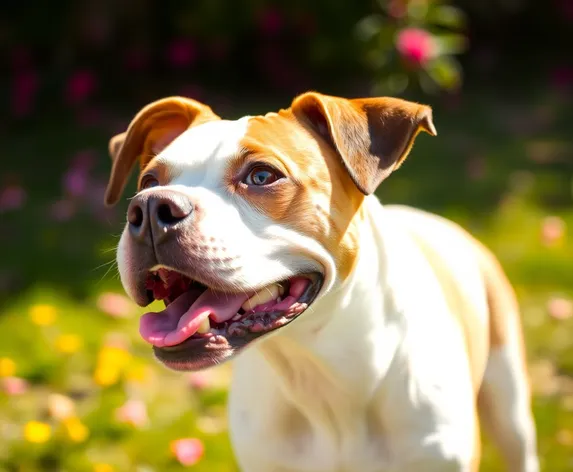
386,429 -> 479,472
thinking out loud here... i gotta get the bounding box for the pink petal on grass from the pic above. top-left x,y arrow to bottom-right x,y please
114,399 -> 149,428
187,372 -> 210,390
547,297 -> 573,321
1,377 -> 28,396
0,184 -> 27,213
170,438 -> 204,466
541,216 -> 566,247
96,292 -> 135,318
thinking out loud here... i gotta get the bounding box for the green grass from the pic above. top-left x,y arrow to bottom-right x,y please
0,85 -> 572,471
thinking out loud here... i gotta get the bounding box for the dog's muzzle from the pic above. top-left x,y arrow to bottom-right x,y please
120,189 -> 324,371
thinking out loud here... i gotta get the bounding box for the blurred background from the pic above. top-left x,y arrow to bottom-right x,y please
0,0 -> 572,470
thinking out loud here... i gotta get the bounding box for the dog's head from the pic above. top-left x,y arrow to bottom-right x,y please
106,93 -> 436,371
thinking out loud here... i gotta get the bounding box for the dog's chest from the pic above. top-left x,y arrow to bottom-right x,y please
228,351 -> 390,472
230,400 -> 389,472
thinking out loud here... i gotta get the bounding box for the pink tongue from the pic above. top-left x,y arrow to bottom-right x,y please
139,288 -> 250,348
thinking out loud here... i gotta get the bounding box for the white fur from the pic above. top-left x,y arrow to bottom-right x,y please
229,198 -> 479,472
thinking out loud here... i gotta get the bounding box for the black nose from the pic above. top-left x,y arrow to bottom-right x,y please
127,190 -> 193,244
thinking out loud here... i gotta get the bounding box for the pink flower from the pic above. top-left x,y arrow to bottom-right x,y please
66,70 -> 97,105
167,39 -> 198,68
396,28 -> 436,67
63,167 -> 89,198
547,297 -> 573,320
0,184 -> 27,213
62,150 -> 96,198
187,372 -> 210,390
114,399 -> 149,428
541,216 -> 566,247
49,199 -> 76,222
170,438 -> 204,466
1,376 -> 28,395
96,292 -> 135,318
258,7 -> 283,36
11,70 -> 39,117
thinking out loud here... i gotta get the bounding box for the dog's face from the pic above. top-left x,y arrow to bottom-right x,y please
105,93 -> 436,371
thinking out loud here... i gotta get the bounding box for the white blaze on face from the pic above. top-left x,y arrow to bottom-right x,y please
156,117 -> 251,188
118,116 -> 335,298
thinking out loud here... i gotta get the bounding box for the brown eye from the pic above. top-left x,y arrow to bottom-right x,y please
244,166 -> 282,186
140,174 -> 159,190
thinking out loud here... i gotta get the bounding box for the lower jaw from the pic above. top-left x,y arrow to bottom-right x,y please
152,311 -> 301,371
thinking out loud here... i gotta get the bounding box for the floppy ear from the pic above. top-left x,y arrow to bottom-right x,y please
108,132 -> 126,162
104,96 -> 220,206
290,92 -> 437,195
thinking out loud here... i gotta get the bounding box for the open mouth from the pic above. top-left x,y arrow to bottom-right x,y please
139,268 -> 322,370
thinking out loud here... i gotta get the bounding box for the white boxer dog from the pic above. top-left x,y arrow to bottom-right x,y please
105,93 -> 539,472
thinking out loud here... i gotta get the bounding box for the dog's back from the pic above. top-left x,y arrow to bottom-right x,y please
384,204 -> 539,472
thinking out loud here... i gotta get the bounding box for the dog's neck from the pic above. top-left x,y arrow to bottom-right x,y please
253,197 -> 401,430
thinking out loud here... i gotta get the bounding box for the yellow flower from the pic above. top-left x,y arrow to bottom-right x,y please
93,345 -> 131,386
94,365 -> 121,387
55,334 -> 83,354
0,357 -> 16,377
29,304 -> 57,326
24,421 -> 52,443
125,364 -> 150,383
98,346 -> 131,368
62,416 -> 89,442
93,464 -> 114,472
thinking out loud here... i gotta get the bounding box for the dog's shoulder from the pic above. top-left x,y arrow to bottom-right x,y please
382,204 -> 492,390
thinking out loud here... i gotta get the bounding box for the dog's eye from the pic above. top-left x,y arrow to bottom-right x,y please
140,175 -> 159,190
244,166 -> 282,186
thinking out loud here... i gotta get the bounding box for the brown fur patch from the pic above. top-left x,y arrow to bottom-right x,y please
233,112 -> 366,281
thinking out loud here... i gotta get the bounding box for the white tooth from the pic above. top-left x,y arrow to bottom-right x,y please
242,284 -> 280,311
197,317 -> 211,334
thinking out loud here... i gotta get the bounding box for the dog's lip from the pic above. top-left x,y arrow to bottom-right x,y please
150,272 -> 324,371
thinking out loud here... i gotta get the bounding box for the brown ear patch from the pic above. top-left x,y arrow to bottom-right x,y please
104,96 -> 220,206
108,132 -> 126,161
291,92 -> 436,195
